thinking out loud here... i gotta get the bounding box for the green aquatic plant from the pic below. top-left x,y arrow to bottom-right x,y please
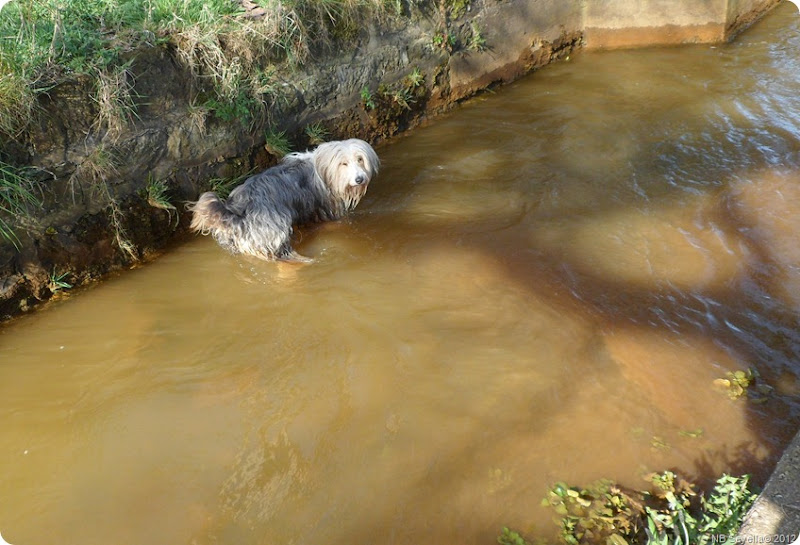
542,479 -> 637,545
498,527 -> 533,545
713,367 -> 772,402
650,436 -> 671,452
695,474 -> 757,541
531,471 -> 757,545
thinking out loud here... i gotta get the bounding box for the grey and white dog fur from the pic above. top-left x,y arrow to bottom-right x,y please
189,139 -> 379,262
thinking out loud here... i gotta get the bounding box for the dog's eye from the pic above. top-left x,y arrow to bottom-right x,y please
357,156 -> 365,165
340,161 -> 349,167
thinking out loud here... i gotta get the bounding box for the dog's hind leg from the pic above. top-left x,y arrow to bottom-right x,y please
276,246 -> 314,263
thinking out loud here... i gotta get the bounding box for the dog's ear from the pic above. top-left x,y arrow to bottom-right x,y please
357,140 -> 380,177
312,142 -> 339,187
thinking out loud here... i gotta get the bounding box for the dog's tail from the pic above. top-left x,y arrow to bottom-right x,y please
188,192 -> 240,236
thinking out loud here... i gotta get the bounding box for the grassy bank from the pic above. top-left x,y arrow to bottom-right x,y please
0,0 -> 395,245
0,0 -> 388,140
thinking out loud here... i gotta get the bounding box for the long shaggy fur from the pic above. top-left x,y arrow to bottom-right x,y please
188,139 -> 379,261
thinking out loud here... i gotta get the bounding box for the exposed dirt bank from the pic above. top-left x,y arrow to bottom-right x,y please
0,0 -> 779,322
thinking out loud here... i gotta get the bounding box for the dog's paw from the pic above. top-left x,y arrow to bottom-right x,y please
280,251 -> 314,264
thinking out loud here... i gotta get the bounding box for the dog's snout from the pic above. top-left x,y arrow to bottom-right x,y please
355,173 -> 366,185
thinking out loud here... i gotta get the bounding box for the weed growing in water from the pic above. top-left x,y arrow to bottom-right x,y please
650,436 -> 671,452
678,428 -> 704,439
498,527 -> 533,545
520,471 -> 758,545
713,368 -> 773,402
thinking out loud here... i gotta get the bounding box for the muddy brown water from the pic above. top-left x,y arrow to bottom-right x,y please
3,6 -> 800,545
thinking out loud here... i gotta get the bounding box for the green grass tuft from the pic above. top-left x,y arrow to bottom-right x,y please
469,21 -> 486,51
264,129 -> 292,158
48,268 -> 72,293
360,86 -> 375,110
206,169 -> 256,199
304,122 -> 329,145
145,175 -> 178,226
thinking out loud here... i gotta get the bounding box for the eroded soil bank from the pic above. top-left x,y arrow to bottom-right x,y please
0,0 -> 779,321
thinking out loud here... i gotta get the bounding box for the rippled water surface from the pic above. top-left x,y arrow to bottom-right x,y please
3,6 -> 800,544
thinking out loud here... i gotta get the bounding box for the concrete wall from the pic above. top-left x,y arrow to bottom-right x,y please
583,0 -> 781,48
441,0 -> 780,105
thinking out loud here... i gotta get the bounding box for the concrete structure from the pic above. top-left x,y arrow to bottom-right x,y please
583,0 -> 781,48
738,430 -> 800,541
446,0 -> 779,103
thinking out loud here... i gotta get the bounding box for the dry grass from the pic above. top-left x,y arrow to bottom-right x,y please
0,161 -> 41,247
91,63 -> 139,141
0,0 -> 389,146
67,145 -> 120,204
0,66 -> 36,141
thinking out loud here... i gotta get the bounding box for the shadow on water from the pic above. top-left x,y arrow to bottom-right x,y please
355,0 -> 800,490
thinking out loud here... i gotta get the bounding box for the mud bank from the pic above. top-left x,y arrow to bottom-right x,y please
0,0 -> 780,321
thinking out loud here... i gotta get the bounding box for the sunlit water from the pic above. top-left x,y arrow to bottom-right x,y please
3,6 -> 800,544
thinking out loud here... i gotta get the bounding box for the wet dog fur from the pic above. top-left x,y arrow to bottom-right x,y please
188,139 -> 379,262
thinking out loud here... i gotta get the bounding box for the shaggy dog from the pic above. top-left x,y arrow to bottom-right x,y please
189,139 -> 379,262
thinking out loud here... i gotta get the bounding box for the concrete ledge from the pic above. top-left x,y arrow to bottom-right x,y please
584,23 -> 725,49
738,428 -> 800,541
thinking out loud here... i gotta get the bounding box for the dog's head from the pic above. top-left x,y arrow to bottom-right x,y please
314,139 -> 380,208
